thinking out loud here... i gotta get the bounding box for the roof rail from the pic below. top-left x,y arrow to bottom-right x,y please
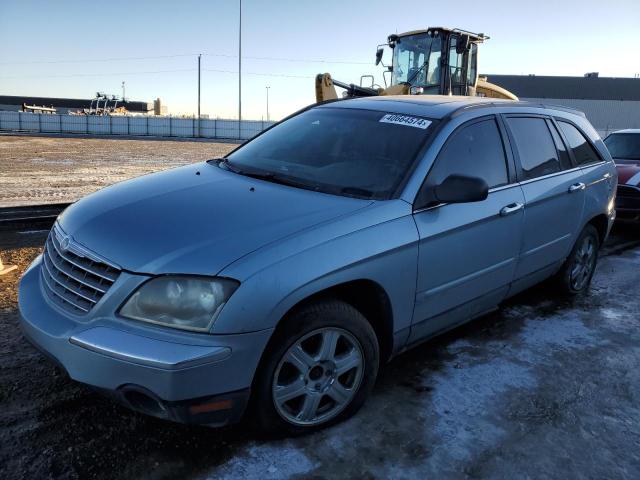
451,99 -> 586,118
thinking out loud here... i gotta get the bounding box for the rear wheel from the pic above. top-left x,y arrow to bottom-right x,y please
253,300 -> 379,434
556,224 -> 600,294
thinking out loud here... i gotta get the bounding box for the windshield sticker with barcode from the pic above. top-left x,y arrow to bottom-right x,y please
379,114 -> 431,129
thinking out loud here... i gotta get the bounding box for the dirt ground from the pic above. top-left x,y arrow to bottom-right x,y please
1,224 -> 639,479
0,134 -> 238,207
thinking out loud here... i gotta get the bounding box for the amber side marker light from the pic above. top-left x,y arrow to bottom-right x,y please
189,399 -> 233,415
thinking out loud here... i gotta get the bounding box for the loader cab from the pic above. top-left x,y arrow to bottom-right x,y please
388,28 -> 481,96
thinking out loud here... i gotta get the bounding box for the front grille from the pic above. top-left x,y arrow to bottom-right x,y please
41,225 -> 120,314
616,185 -> 640,210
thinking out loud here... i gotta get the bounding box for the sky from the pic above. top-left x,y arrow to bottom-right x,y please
1,0 -> 639,120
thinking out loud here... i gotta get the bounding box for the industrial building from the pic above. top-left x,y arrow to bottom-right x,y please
487,74 -> 640,136
0,95 -> 152,114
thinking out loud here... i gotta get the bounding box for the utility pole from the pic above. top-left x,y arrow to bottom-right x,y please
197,54 -> 201,137
121,81 -> 125,101
266,86 -> 270,122
238,0 -> 242,139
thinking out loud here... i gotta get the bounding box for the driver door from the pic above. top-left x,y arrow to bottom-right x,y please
409,116 -> 525,343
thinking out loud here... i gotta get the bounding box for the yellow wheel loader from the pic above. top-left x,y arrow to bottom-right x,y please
315,27 -> 517,102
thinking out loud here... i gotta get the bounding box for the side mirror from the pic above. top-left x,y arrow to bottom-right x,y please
456,35 -> 470,54
434,174 -> 488,204
375,48 -> 384,66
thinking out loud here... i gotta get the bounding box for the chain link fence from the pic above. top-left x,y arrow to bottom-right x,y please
0,111 -> 275,141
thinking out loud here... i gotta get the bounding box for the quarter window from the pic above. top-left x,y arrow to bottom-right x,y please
429,118 -> 508,189
557,121 -> 602,166
547,121 -> 573,170
506,117 -> 562,180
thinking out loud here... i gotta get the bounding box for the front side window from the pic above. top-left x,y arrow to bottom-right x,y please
392,33 -> 442,88
558,121 -> 602,166
225,108 -> 436,199
428,118 -> 508,189
603,133 -> 640,162
506,117 -> 562,180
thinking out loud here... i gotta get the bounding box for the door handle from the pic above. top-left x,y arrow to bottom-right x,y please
500,202 -> 524,216
568,182 -> 586,193
603,172 -> 611,180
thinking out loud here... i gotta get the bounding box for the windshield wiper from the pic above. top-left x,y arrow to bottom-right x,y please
211,157 -> 242,173
239,169 -> 326,193
339,186 -> 376,199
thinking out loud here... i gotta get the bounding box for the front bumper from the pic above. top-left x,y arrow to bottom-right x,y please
18,256 -> 273,426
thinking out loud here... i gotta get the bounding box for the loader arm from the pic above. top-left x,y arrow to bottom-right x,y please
476,78 -> 518,100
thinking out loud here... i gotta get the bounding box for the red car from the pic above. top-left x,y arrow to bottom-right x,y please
604,129 -> 640,222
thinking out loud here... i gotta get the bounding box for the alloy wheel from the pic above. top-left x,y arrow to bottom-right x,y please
570,235 -> 596,291
271,327 -> 364,426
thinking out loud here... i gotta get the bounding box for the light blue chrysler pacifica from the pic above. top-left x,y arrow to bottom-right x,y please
19,95 -> 617,433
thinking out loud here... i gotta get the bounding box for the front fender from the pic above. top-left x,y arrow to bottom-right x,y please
212,205 -> 419,339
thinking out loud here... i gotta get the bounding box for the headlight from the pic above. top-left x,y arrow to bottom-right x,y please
119,276 -> 239,332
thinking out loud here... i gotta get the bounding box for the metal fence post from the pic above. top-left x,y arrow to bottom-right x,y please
214,119 -> 217,139
58,113 -> 62,133
109,115 -> 112,135
18,112 -> 22,131
169,116 -> 172,137
146,115 -> 149,136
127,116 -> 130,136
85,116 -> 89,134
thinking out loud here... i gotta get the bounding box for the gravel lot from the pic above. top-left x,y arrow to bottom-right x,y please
1,224 -> 639,480
0,134 -> 238,207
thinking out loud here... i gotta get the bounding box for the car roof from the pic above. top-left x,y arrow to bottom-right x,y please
318,95 -> 585,120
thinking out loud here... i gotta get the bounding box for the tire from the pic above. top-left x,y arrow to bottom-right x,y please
555,224 -> 600,295
252,299 -> 379,434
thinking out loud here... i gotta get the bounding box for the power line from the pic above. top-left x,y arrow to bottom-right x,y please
203,53 -> 371,65
0,67 -> 317,80
0,68 -> 195,80
0,52 -> 371,66
0,53 -> 197,66
203,68 -> 314,79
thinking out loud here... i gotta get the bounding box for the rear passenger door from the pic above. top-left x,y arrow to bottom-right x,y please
556,119 -> 614,225
410,116 -> 525,342
503,115 -> 585,285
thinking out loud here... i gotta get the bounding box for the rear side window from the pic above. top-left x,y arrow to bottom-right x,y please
429,118 -> 508,188
506,117 -> 562,180
557,121 -> 602,166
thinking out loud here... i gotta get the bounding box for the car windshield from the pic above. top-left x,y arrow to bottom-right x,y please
604,133 -> 640,161
223,107 -> 436,199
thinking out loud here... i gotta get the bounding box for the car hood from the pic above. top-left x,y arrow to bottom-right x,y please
615,161 -> 640,187
58,162 -> 372,275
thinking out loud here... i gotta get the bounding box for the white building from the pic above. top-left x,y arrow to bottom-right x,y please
486,74 -> 640,137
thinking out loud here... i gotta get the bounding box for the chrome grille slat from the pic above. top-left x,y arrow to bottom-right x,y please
41,253 -> 98,304
45,237 -> 107,293
40,226 -> 120,315
49,231 -> 118,282
40,264 -> 91,313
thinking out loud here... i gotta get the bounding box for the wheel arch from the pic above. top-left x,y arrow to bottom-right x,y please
262,279 -> 395,368
586,213 -> 609,245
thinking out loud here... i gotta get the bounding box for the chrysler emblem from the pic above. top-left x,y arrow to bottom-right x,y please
60,235 -> 72,252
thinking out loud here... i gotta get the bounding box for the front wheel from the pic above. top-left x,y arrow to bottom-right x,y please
253,300 -> 379,434
556,224 -> 600,294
